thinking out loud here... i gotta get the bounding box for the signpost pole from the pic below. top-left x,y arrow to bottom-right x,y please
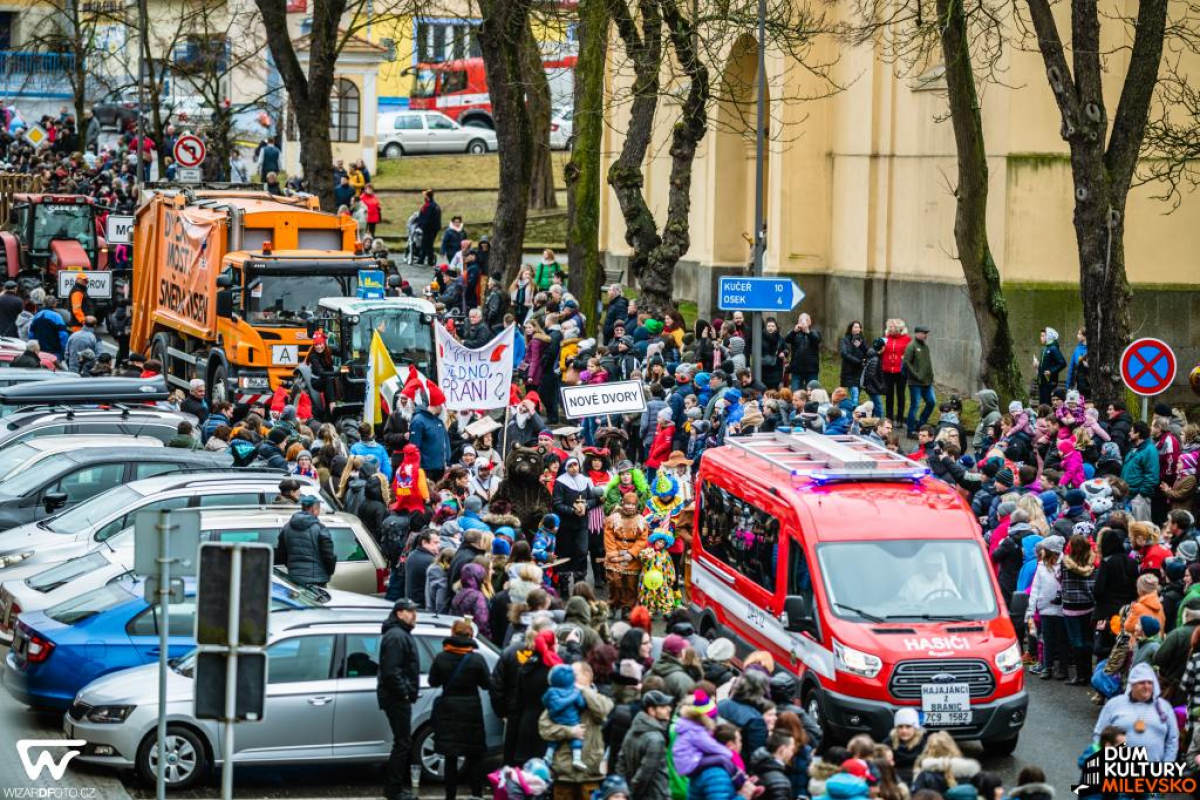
155,510 -> 171,800
221,547 -> 242,800
1142,396 -> 1149,423
750,0 -> 766,386
501,404 -> 511,459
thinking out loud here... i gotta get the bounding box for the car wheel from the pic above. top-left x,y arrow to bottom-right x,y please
412,724 -> 461,783
384,143 -> 403,158
467,139 -> 488,155
982,734 -> 1020,757
136,725 -> 209,789
802,682 -> 834,750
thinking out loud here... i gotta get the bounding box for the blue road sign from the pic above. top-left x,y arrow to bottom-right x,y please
1121,338 -> 1176,396
717,276 -> 805,312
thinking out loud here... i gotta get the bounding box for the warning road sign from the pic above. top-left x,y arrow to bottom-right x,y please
173,134 -> 206,168
1121,338 -> 1177,396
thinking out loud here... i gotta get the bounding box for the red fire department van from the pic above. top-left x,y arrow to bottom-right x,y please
407,53 -> 577,129
691,430 -> 1027,752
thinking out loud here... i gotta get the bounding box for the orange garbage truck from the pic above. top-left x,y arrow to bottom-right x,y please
129,189 -> 384,407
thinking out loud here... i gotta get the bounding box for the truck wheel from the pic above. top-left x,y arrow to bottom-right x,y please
208,362 -> 229,406
982,734 -> 1019,757
150,333 -> 171,374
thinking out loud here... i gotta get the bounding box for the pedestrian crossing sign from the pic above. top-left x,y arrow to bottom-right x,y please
23,124 -> 48,148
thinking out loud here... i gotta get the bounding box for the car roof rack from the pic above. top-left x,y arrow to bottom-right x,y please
724,428 -> 929,484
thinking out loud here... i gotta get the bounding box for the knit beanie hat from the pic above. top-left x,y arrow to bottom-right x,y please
1139,615 -> 1162,637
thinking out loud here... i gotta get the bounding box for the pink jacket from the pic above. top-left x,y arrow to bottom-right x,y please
1058,439 -> 1085,489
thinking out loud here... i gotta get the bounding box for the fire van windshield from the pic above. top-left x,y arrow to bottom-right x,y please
817,540 -> 997,622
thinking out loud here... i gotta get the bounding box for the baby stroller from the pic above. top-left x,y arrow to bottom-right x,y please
487,759 -> 552,800
405,211 -> 423,265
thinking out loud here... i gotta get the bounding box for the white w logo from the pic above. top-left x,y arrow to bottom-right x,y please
16,739 -> 85,781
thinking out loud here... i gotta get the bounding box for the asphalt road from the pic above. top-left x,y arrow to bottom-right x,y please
0,643 -> 1094,799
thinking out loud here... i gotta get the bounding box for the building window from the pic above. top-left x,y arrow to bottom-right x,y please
698,482 -> 779,592
415,19 -> 480,64
330,78 -> 360,143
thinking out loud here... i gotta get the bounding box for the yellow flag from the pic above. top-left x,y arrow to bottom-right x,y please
365,331 -> 399,425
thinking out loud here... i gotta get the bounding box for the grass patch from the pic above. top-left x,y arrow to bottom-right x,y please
373,151 -> 571,191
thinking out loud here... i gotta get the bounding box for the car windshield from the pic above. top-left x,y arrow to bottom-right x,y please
353,310 -> 433,372
271,569 -> 329,607
817,539 -> 997,622
45,580 -> 134,625
0,442 -> 36,479
43,485 -> 140,535
247,274 -> 355,325
0,454 -> 70,496
31,204 -> 95,253
26,551 -> 111,593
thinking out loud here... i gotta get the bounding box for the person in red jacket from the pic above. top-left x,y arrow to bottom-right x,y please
391,443 -> 430,521
360,184 -> 382,237
881,318 -> 912,426
645,408 -> 675,470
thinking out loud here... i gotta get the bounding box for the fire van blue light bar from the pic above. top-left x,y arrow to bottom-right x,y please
807,467 -> 930,486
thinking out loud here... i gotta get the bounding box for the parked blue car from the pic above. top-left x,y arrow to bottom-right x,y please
4,575 -> 334,710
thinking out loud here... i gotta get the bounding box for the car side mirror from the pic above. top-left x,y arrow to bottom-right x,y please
784,595 -> 815,634
216,289 -> 234,319
43,491 -> 68,513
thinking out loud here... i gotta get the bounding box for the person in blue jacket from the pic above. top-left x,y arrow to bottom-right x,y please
406,382 -> 449,481
28,294 -> 68,358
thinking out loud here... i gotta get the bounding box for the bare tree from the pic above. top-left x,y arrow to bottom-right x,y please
605,0 -> 829,314
1022,0 -> 1169,404
844,0 -> 1024,399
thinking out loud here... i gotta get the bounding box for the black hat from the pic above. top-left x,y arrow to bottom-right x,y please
3,280 -> 16,290
392,598 -> 418,612
915,325 -> 931,334
1155,402 -> 1173,417
128,351 -> 146,363
642,690 -> 674,710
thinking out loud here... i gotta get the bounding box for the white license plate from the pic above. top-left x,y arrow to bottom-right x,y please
923,710 -> 972,726
921,682 -> 970,726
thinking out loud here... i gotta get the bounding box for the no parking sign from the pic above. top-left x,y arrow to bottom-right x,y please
1121,338 -> 1176,396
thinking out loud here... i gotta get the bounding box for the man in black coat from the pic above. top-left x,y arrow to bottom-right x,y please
490,616 -> 552,763
750,731 -> 798,800
603,284 -> 629,342
782,313 -> 821,391
275,496 -> 336,588
378,598 -> 421,800
447,526 -> 487,597
0,281 -> 23,337
404,530 -> 440,608
992,507 -> 1036,603
416,190 -> 441,266
256,427 -> 289,470
460,308 -> 493,349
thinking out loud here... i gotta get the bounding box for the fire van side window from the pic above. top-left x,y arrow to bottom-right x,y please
699,482 -> 779,592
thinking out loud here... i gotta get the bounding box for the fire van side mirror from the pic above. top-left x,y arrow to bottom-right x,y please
784,596 -> 815,634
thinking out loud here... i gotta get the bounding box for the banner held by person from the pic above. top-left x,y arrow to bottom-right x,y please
434,322 -> 514,410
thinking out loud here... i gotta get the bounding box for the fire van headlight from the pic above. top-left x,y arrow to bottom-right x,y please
833,640 -> 882,679
0,551 -> 32,567
995,642 -> 1023,675
237,376 -> 269,389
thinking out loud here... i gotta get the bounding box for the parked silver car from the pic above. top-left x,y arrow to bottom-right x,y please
0,471 -> 329,577
377,111 -> 498,158
1,506 -> 386,644
66,609 -> 501,788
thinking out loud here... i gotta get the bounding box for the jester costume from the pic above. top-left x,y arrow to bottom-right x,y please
645,468 -> 687,597
639,530 -> 678,615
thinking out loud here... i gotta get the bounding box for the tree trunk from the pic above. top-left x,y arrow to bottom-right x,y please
1024,0 -> 1167,405
254,0 -> 345,210
523,28 -> 558,211
479,0 -> 535,285
937,0 -> 1024,402
605,0 -> 663,296
566,0 -> 608,336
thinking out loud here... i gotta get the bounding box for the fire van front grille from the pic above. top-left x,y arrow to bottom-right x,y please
888,659 -> 995,700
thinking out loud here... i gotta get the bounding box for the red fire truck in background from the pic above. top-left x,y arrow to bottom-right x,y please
406,52 -> 577,130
